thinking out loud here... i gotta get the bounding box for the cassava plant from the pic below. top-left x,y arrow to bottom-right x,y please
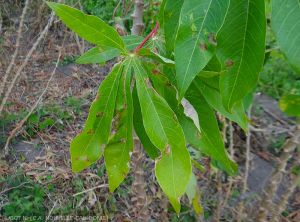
46,0 -> 300,214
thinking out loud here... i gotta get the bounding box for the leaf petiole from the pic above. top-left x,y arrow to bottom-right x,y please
135,22 -> 160,53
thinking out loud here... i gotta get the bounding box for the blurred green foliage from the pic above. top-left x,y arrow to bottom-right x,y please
259,0 -> 300,100
258,54 -> 300,100
64,0 -> 162,33
80,0 -> 119,24
0,96 -> 84,145
1,174 -> 46,221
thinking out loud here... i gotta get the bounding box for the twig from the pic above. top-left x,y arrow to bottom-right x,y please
256,125 -> 300,221
237,105 -> 253,222
262,106 -> 291,126
0,182 -> 30,195
273,170 -> 300,222
45,201 -> 57,222
0,10 -> 55,115
215,117 -> 228,221
0,0 -> 30,99
124,0 -> 134,18
74,1 -> 85,54
215,172 -> 223,222
74,33 -> 85,54
3,49 -> 62,156
131,140 -> 149,221
72,184 -> 108,197
223,122 -> 235,207
112,0 -> 122,20
0,5 -> 3,35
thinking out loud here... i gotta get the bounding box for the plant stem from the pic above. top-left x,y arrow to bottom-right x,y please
256,125 -> 300,221
135,22 -> 159,52
131,2 -> 149,220
273,169 -> 300,222
237,105 -> 253,222
131,0 -> 145,36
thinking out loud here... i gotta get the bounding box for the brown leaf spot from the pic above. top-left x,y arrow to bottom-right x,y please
87,129 -> 94,135
199,43 -> 207,51
120,138 -> 126,144
96,112 -> 103,118
152,69 -> 160,75
226,59 -> 234,68
165,144 -> 171,155
208,33 -> 217,46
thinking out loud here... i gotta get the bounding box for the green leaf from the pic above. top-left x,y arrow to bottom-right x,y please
76,36 -> 143,64
193,76 -> 248,131
133,58 -> 192,213
70,64 -> 122,172
39,118 -> 55,131
198,70 -> 220,78
46,2 -> 125,51
132,87 -> 160,159
186,173 -> 197,202
186,173 -> 203,215
160,0 -> 184,53
147,66 -> 236,175
272,0 -> 300,73
175,0 -> 230,100
138,48 -> 175,66
186,84 -> 237,175
104,62 -> 134,192
279,94 -> 300,117
76,47 -> 119,65
217,0 -> 266,111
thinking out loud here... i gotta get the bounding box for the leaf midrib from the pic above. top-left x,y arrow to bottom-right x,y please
133,59 -> 177,198
180,0 -> 214,94
114,62 -> 133,178
227,0 -> 250,110
79,65 -> 122,157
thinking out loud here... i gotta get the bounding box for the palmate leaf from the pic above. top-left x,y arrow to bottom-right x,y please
174,0 -> 230,100
148,66 -> 237,175
217,0 -> 266,111
104,61 -> 134,192
76,35 -> 143,65
272,0 -> 300,73
46,2 -> 125,51
70,64 -> 122,172
133,58 -> 191,213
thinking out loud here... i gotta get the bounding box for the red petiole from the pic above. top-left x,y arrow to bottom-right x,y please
134,22 -> 160,53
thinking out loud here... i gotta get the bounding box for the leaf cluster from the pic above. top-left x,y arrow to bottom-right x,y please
47,0 -> 300,212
